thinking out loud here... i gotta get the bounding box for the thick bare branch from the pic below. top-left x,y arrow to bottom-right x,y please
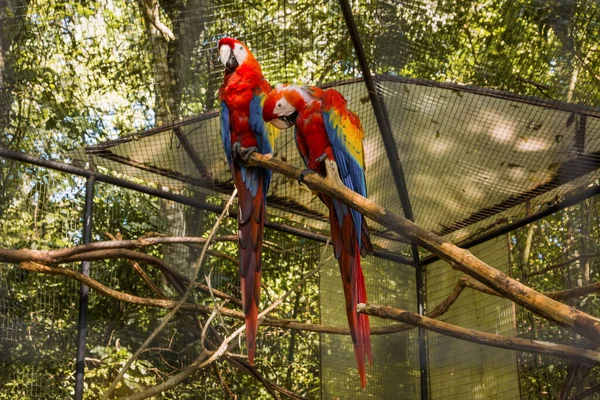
247,152 -> 600,342
358,303 -> 600,365
0,235 -> 237,264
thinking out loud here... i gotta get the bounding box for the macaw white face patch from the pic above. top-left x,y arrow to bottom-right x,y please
274,97 -> 295,117
232,43 -> 248,64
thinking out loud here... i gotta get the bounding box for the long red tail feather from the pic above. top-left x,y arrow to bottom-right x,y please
233,165 -> 265,366
327,196 -> 372,388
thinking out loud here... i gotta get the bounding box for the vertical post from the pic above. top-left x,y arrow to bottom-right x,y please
413,249 -> 428,399
75,174 -> 95,399
337,0 -> 429,397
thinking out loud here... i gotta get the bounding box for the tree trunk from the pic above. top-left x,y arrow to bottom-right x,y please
138,0 -> 207,276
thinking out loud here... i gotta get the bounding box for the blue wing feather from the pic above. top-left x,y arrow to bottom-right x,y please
248,91 -> 275,202
222,88 -> 277,202
323,108 -> 367,247
220,101 -> 232,166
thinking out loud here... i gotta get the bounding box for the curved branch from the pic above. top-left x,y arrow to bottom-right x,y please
358,303 -> 600,365
247,152 -> 600,342
16,261 -> 408,335
0,235 -> 237,264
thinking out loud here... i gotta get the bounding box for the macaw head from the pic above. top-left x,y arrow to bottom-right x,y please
218,37 -> 259,72
263,84 -> 314,129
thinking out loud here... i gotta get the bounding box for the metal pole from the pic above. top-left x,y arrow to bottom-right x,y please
420,183 -> 600,266
74,174 -> 95,399
337,1 -> 429,397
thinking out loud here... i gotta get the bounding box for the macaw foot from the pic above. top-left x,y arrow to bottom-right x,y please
324,159 -> 345,188
232,141 -> 242,159
297,168 -> 318,186
240,146 -> 259,163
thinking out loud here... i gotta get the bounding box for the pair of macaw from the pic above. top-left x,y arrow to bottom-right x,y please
218,37 -> 372,388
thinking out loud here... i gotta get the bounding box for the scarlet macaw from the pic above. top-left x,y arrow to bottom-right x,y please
218,37 -> 278,365
263,85 -> 373,388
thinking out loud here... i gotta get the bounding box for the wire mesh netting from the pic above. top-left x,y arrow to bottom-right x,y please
320,253 -> 420,399
2,0 -> 600,398
510,196 -> 600,399
0,162 -> 84,399
426,237 -> 520,399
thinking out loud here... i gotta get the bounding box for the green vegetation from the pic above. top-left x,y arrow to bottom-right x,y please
1,0 -> 599,398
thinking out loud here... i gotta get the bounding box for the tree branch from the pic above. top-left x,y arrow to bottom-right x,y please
0,235 -> 237,264
247,152 -> 600,342
358,303 -> 600,365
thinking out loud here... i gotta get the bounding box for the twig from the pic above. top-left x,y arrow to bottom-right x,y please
124,242 -> 330,400
357,304 -> 600,365
213,364 -> 237,400
128,260 -> 165,299
569,382 -> 600,400
102,189 -> 237,399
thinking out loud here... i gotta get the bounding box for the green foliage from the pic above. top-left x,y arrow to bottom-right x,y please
2,0 -> 600,398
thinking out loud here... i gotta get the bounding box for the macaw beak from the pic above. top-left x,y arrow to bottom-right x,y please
226,51 -> 238,71
270,118 -> 291,129
270,110 -> 299,129
219,45 -> 239,71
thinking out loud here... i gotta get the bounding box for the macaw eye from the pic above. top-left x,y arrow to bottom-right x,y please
276,102 -> 282,109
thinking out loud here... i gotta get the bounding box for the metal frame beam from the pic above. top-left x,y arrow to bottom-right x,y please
421,183 -> 600,266
337,1 -> 429,397
74,174 -> 95,399
0,148 -> 413,266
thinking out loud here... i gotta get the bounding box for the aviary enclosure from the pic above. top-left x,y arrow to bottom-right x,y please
1,0 -> 600,399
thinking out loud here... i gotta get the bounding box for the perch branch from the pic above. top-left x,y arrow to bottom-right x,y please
358,304 -> 600,365
103,189 -> 237,399
247,152 -> 600,342
0,235 -> 237,264
16,260 -> 399,334
5,244 -> 242,307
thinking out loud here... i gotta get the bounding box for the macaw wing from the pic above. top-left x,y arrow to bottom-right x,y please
249,90 -> 280,156
249,89 -> 280,197
220,100 -> 232,166
322,89 -> 367,246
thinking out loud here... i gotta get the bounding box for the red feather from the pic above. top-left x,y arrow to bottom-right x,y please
263,85 -> 373,385
325,195 -> 372,388
219,38 -> 271,365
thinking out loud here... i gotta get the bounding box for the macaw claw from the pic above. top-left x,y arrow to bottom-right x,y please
298,168 -> 318,186
232,142 -> 258,163
240,146 -> 259,163
316,153 -> 328,163
232,141 -> 242,158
